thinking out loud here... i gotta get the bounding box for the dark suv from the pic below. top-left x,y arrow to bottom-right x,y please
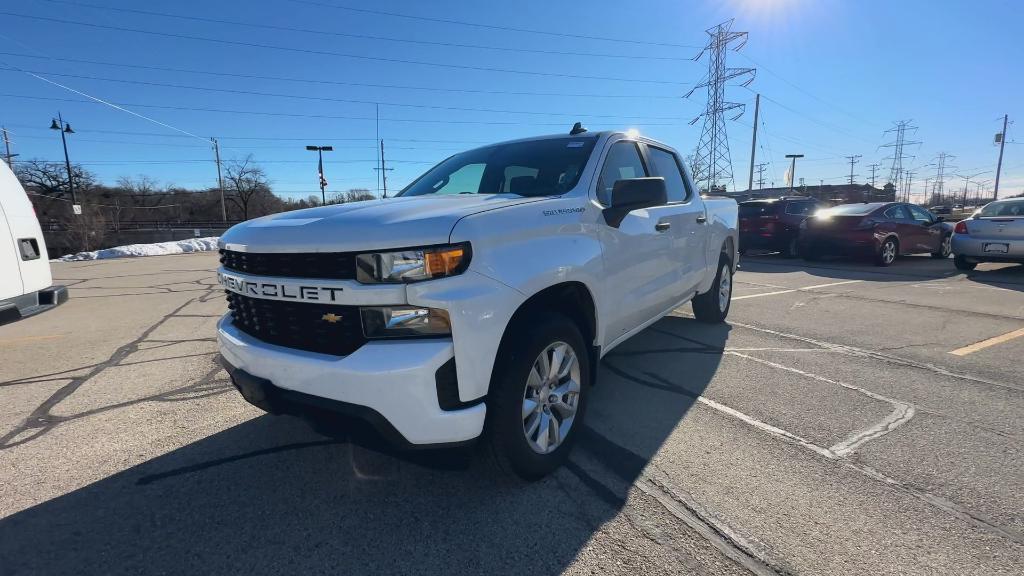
739,197 -> 821,257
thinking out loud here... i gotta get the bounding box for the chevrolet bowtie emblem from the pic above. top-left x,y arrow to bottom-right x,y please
321,313 -> 343,323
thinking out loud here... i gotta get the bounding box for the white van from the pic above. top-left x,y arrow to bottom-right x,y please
0,161 -> 67,325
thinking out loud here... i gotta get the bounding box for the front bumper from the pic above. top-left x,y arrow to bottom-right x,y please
217,315 -> 487,446
951,234 -> 1024,262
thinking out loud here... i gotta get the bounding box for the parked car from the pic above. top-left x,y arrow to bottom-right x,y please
798,201 -> 953,266
929,205 -> 952,215
0,161 -> 68,326
951,198 -> 1024,270
738,196 -> 821,257
216,127 -> 739,479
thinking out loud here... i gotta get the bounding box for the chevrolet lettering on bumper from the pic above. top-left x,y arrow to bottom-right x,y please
217,271 -> 344,303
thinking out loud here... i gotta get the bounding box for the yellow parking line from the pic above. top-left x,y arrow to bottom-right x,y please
949,327 -> 1024,356
0,334 -> 65,346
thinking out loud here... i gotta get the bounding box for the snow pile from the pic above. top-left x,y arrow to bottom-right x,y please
56,237 -> 220,262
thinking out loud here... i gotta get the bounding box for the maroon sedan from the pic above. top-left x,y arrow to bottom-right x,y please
798,202 -> 953,266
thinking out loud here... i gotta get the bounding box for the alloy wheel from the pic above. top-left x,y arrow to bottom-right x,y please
522,341 -> 580,454
718,264 -> 732,312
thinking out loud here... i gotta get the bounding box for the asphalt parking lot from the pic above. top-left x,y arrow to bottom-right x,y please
1,251 -> 1022,575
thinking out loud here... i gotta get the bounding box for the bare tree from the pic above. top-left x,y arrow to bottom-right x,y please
332,188 -> 376,204
224,155 -> 272,221
15,159 -> 96,199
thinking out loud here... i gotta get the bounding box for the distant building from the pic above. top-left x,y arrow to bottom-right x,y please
723,183 -> 896,205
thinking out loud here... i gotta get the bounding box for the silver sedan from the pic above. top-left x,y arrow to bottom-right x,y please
951,198 -> 1024,270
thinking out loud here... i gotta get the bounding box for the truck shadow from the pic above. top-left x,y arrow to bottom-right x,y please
0,316 -> 727,575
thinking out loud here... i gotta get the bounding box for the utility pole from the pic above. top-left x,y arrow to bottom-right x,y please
747,93 -> 760,191
754,162 -> 767,190
374,139 -> 394,198
785,154 -> 803,192
211,137 -> 226,221
845,154 -> 861,185
903,170 -> 915,203
993,114 -> 1009,197
305,145 -> 334,205
685,19 -> 755,192
867,163 -> 880,188
2,127 -> 17,169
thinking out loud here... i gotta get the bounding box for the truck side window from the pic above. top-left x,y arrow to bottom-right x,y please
647,147 -> 689,203
596,141 -> 647,206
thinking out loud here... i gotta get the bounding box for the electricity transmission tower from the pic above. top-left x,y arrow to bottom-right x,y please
684,19 -> 755,193
755,162 -> 768,190
880,120 -> 920,195
931,152 -> 954,204
845,154 -> 861,185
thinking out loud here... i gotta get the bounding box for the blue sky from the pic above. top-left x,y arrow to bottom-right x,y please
1,0 -> 1021,201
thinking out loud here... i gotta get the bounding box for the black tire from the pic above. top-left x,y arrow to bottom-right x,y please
738,246 -> 747,256
782,237 -> 800,259
931,234 -> 952,259
954,254 -> 977,271
874,237 -> 898,267
692,254 -> 732,323
486,312 -> 590,480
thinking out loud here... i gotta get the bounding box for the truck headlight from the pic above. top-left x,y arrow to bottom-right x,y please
361,306 -> 451,338
356,243 -> 470,283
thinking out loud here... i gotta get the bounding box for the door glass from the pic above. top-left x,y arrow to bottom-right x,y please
907,205 -> 933,223
596,142 -> 647,205
647,147 -> 689,202
883,205 -> 910,220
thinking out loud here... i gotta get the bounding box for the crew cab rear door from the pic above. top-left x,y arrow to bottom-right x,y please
643,143 -> 707,294
594,138 -> 680,344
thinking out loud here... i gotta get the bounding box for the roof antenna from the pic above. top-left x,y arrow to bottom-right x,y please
569,122 -> 587,135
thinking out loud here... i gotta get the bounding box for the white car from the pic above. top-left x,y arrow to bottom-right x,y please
0,161 -> 68,325
216,127 -> 738,478
951,198 -> 1024,270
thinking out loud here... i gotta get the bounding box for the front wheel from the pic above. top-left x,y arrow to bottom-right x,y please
692,255 -> 732,323
486,312 -> 590,480
931,235 -> 952,259
875,237 -> 898,267
954,254 -> 977,271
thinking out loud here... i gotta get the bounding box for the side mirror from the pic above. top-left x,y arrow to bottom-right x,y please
603,177 -> 668,228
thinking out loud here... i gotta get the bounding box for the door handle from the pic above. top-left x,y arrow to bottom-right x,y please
696,215 -> 707,224
655,221 -> 671,232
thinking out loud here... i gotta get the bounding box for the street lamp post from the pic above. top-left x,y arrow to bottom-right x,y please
785,154 -> 804,193
50,113 -> 77,207
305,145 -> 333,205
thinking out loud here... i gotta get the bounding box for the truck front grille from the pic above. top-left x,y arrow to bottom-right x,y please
220,249 -> 357,280
226,292 -> 366,356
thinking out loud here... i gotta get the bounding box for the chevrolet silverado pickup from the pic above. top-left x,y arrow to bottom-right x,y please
217,126 -> 738,479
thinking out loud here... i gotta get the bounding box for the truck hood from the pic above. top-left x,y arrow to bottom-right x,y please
219,194 -> 544,253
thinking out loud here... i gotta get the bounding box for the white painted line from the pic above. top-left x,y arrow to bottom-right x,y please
696,396 -> 838,459
948,327 -> 1024,356
731,279 -> 862,300
724,351 -> 916,457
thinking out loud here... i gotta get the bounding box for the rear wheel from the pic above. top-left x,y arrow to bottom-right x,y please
931,235 -> 952,259
954,254 -> 977,271
692,254 -> 732,323
486,312 -> 590,480
875,237 -> 898,267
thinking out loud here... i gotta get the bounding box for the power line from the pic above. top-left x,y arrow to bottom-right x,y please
0,12 -> 689,85
0,52 -> 684,100
0,67 -> 688,121
284,0 -> 703,49
0,91 -> 686,127
40,0 -> 698,62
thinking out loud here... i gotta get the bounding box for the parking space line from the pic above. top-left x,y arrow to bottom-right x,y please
731,279 -> 862,300
948,327 -> 1024,356
0,334 -> 64,346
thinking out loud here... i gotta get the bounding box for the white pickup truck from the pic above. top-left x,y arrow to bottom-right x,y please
217,127 -> 738,478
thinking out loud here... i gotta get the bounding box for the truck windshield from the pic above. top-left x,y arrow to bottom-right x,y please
398,137 -> 596,197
